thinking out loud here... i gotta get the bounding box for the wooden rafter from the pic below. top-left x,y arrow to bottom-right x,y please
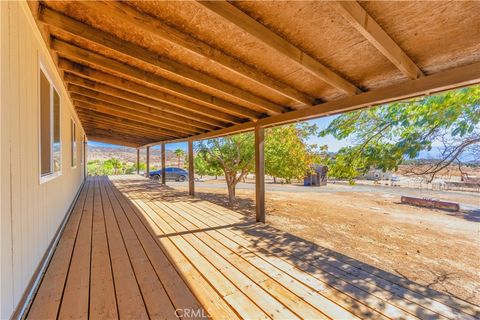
27,1 -> 480,151
72,97 -> 198,135
51,38 -> 265,120
84,132 -> 155,144
86,136 -> 142,148
80,120 -> 166,141
83,126 -> 164,143
58,59 -> 243,125
86,132 -> 151,146
82,124 -> 155,140
75,0 -> 314,107
80,124 -> 178,144
78,120 -> 178,142
143,60 -> 480,146
198,1 -> 361,95
69,84 -> 216,131
77,112 -> 174,138
64,74 -> 228,128
39,6 -> 290,115
71,93 -> 198,134
74,102 -> 185,138
333,1 -> 424,79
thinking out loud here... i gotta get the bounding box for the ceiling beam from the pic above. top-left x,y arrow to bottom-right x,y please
86,136 -> 143,148
27,2 -> 65,87
76,0 -> 313,107
75,102 -> 186,138
64,74 -> 229,128
72,96 -> 198,135
78,115 -> 171,139
69,84 -> 216,132
51,38 -> 264,120
58,59 -> 242,125
79,120 -> 182,143
83,126 -> 163,142
39,6 -> 291,114
84,128 -> 160,143
143,60 -> 480,146
77,112 -> 177,139
79,120 -> 178,142
198,1 -> 361,95
86,132 -> 152,146
333,1 -> 424,80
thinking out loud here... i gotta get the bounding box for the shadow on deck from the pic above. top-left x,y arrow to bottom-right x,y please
27,176 -> 480,320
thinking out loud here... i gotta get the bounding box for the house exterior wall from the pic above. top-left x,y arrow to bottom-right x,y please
1,2 -> 86,318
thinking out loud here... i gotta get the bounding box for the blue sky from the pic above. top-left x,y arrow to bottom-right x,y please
87,114 -> 471,160
87,115 -> 351,152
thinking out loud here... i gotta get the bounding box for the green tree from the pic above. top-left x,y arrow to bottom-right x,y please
104,158 -> 123,175
320,86 -> 480,183
87,160 -> 102,176
197,133 -> 255,204
174,148 -> 186,168
103,162 -> 115,175
265,123 -> 321,183
194,153 -> 222,178
125,162 -> 145,174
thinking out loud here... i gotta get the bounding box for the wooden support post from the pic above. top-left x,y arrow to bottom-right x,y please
136,148 -> 140,175
188,140 -> 195,197
255,125 -> 265,223
161,143 -> 166,185
145,146 -> 150,178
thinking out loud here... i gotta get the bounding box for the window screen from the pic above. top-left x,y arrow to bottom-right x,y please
80,134 -> 84,165
71,119 -> 77,167
53,89 -> 61,173
40,68 -> 62,179
40,70 -> 51,176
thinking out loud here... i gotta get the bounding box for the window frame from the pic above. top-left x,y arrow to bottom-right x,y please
71,118 -> 77,169
80,134 -> 84,166
39,61 -> 62,184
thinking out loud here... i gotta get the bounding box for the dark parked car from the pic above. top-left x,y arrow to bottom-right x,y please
149,167 -> 188,182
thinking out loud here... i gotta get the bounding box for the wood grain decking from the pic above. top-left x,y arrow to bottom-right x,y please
27,176 -> 480,319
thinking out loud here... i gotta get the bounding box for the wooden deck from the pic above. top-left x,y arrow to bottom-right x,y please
27,176 -> 480,319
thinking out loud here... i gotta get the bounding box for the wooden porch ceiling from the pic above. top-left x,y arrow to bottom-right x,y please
28,1 -> 480,147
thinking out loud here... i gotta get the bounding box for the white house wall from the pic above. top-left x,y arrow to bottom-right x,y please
1,2 -> 86,318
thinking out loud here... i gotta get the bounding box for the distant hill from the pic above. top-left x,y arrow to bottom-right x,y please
87,146 -> 185,168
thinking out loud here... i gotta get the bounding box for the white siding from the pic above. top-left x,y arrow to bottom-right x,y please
1,2 -> 85,318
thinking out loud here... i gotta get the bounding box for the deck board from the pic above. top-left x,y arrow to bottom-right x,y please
58,175 -> 94,319
89,177 -> 118,319
27,176 -> 480,320
99,176 -> 149,319
27,180 -> 89,319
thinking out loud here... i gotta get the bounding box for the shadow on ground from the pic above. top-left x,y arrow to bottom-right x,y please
112,176 -> 480,319
450,209 -> 480,222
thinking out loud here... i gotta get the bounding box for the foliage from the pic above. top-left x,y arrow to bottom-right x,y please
194,152 -> 222,178
320,86 -> 480,182
197,133 -> 255,204
87,158 -> 143,176
173,148 -> 186,168
265,123 -> 324,183
196,123 -> 325,203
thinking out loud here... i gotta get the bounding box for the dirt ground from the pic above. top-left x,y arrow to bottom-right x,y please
174,182 -> 480,306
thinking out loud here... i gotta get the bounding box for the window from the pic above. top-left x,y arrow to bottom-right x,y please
40,68 -> 61,180
71,119 -> 77,167
80,134 -> 84,165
